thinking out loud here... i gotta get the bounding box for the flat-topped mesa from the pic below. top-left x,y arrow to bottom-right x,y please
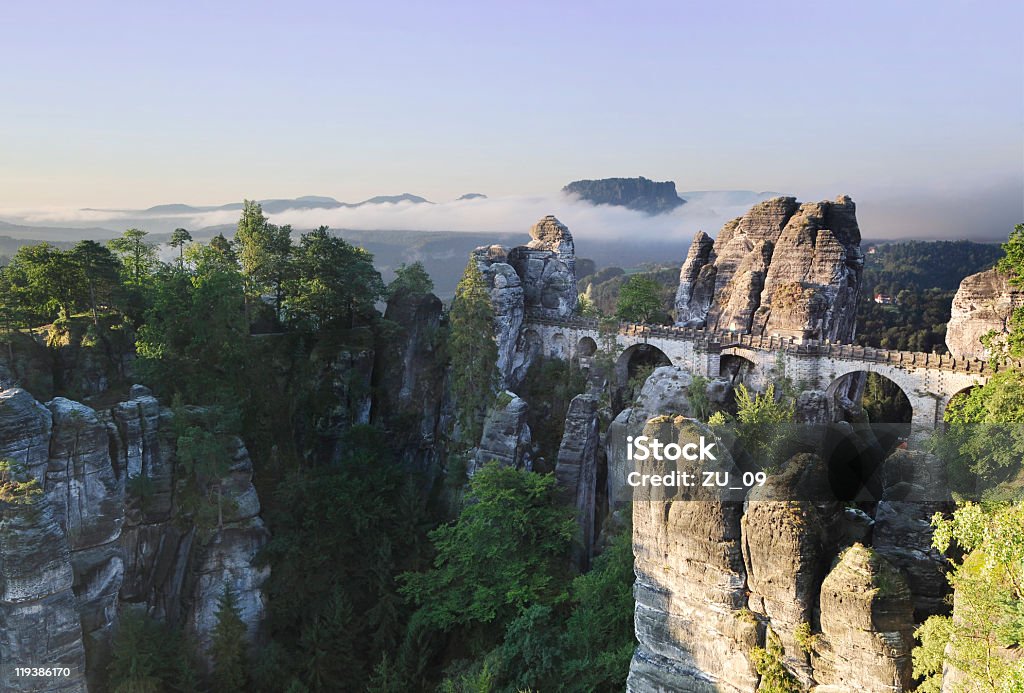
674,195 -> 864,343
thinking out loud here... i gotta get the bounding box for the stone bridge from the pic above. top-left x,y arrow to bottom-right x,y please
522,311 -> 1004,435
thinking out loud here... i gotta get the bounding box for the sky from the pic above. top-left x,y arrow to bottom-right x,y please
1,0 -> 1022,239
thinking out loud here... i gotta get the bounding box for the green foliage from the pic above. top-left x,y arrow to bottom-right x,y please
283,226 -> 384,330
400,463 -> 576,642
211,587 -> 249,693
913,502 -> 1024,692
793,621 -> 817,655
750,628 -> 801,693
134,260 -> 249,406
729,383 -> 795,468
935,370 -> 1024,495
170,401 -> 237,535
169,228 -> 193,263
861,371 -> 911,423
0,459 -> 42,509
387,261 -> 434,299
686,375 -> 712,421
107,609 -> 198,693
580,266 -> 675,322
234,201 -> 294,321
615,275 -> 665,324
448,260 -> 499,445
576,292 -> 600,318
257,426 -> 433,692
109,228 -> 159,287
855,240 -> 1003,352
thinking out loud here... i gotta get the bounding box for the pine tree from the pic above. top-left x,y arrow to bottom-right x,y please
211,586 -> 248,693
448,260 -> 498,445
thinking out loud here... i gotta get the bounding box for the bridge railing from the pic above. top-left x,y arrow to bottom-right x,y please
522,309 -> 1004,375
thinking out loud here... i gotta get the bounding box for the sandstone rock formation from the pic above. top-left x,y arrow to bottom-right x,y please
0,385 -> 268,690
627,416 -> 756,693
812,544 -> 915,691
473,216 -> 579,388
606,367 -> 731,510
472,391 -> 532,474
674,196 -> 864,342
554,393 -> 601,567
945,266 -> 1024,360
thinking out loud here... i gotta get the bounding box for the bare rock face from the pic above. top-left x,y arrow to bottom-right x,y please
554,393 -> 600,567
741,453 -> 837,686
472,216 -> 579,389
945,267 -> 1024,360
812,544 -> 915,691
674,230 -> 716,326
0,385 -> 269,687
473,247 -> 526,389
674,196 -> 864,342
509,215 -> 578,318
628,416 -> 757,693
472,391 -> 532,473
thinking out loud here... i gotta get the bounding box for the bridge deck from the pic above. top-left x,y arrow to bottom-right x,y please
523,311 -> 1005,375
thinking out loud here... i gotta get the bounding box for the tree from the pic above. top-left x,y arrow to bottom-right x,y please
211,586 -> 248,693
400,464 -> 576,650
170,228 -> 193,265
4,242 -> 84,322
284,227 -> 384,329
234,200 -> 294,322
913,502 -> 1024,692
109,228 -> 158,286
70,240 -> 123,326
447,260 -> 499,444
615,275 -> 663,323
107,609 -> 198,693
387,261 -> 434,299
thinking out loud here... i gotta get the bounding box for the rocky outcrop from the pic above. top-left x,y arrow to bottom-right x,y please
606,367 -> 731,510
554,393 -> 601,567
945,267 -> 1024,360
812,544 -> 915,691
562,177 -> 686,215
473,216 -> 579,388
873,449 -> 952,620
674,196 -> 864,342
628,416 -> 756,693
741,453 -> 837,686
0,385 -> 268,688
508,215 -> 578,318
472,391 -> 532,474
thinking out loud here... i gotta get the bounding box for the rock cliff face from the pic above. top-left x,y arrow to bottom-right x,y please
0,385 -> 268,690
945,267 -> 1024,359
627,416 -> 756,693
471,391 -> 532,474
554,393 -> 601,567
562,177 -> 686,215
473,216 -> 579,388
674,196 -> 864,342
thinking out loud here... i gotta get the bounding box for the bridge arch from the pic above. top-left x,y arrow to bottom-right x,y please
577,336 -> 597,358
615,343 -> 671,388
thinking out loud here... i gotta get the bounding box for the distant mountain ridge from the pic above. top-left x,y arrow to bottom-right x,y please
83,193 -> 434,217
562,176 -> 686,215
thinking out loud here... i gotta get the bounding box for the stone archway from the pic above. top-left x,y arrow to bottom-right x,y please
823,370 -> 914,501
575,336 -> 598,370
615,343 -> 671,389
719,354 -> 757,389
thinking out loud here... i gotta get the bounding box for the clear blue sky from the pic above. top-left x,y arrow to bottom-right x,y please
2,0 -> 1022,224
